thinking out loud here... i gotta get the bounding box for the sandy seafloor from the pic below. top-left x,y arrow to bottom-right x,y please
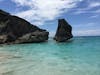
0,36 -> 100,75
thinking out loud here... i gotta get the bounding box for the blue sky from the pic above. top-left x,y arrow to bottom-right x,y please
0,0 -> 100,36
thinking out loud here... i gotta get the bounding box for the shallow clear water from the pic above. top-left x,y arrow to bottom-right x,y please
0,36 -> 100,75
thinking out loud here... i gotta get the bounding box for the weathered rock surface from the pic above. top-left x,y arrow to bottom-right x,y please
0,9 -> 49,44
54,19 -> 73,42
15,30 -> 49,43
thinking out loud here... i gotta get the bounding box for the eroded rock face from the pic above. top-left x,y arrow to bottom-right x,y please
15,30 -> 49,43
54,19 -> 73,42
0,9 -> 49,44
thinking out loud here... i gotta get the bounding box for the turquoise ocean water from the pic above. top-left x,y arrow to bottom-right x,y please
0,36 -> 100,75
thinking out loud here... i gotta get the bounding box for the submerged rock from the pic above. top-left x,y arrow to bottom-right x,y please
0,9 -> 49,44
54,19 -> 73,42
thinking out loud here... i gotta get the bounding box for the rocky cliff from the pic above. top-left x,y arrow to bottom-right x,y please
0,9 -> 49,44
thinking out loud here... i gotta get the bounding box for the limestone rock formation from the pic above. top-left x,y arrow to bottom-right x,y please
0,9 -> 49,44
54,19 -> 73,42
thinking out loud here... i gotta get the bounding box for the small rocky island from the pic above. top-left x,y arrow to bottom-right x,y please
0,9 -> 49,44
54,19 -> 73,42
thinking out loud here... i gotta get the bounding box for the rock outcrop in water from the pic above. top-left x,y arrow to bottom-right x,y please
0,9 -> 49,44
54,19 -> 73,42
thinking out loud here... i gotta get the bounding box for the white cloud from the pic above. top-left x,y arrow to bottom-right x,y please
90,15 -> 99,18
94,9 -> 100,13
73,29 -> 100,36
11,0 -> 82,25
73,9 -> 100,14
49,32 -> 56,37
73,22 -> 97,30
73,1 -> 100,14
72,21 -> 100,36
89,2 -> 100,8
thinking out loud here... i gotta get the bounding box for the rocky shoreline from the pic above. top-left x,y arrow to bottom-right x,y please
0,9 -> 73,44
0,9 -> 49,44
